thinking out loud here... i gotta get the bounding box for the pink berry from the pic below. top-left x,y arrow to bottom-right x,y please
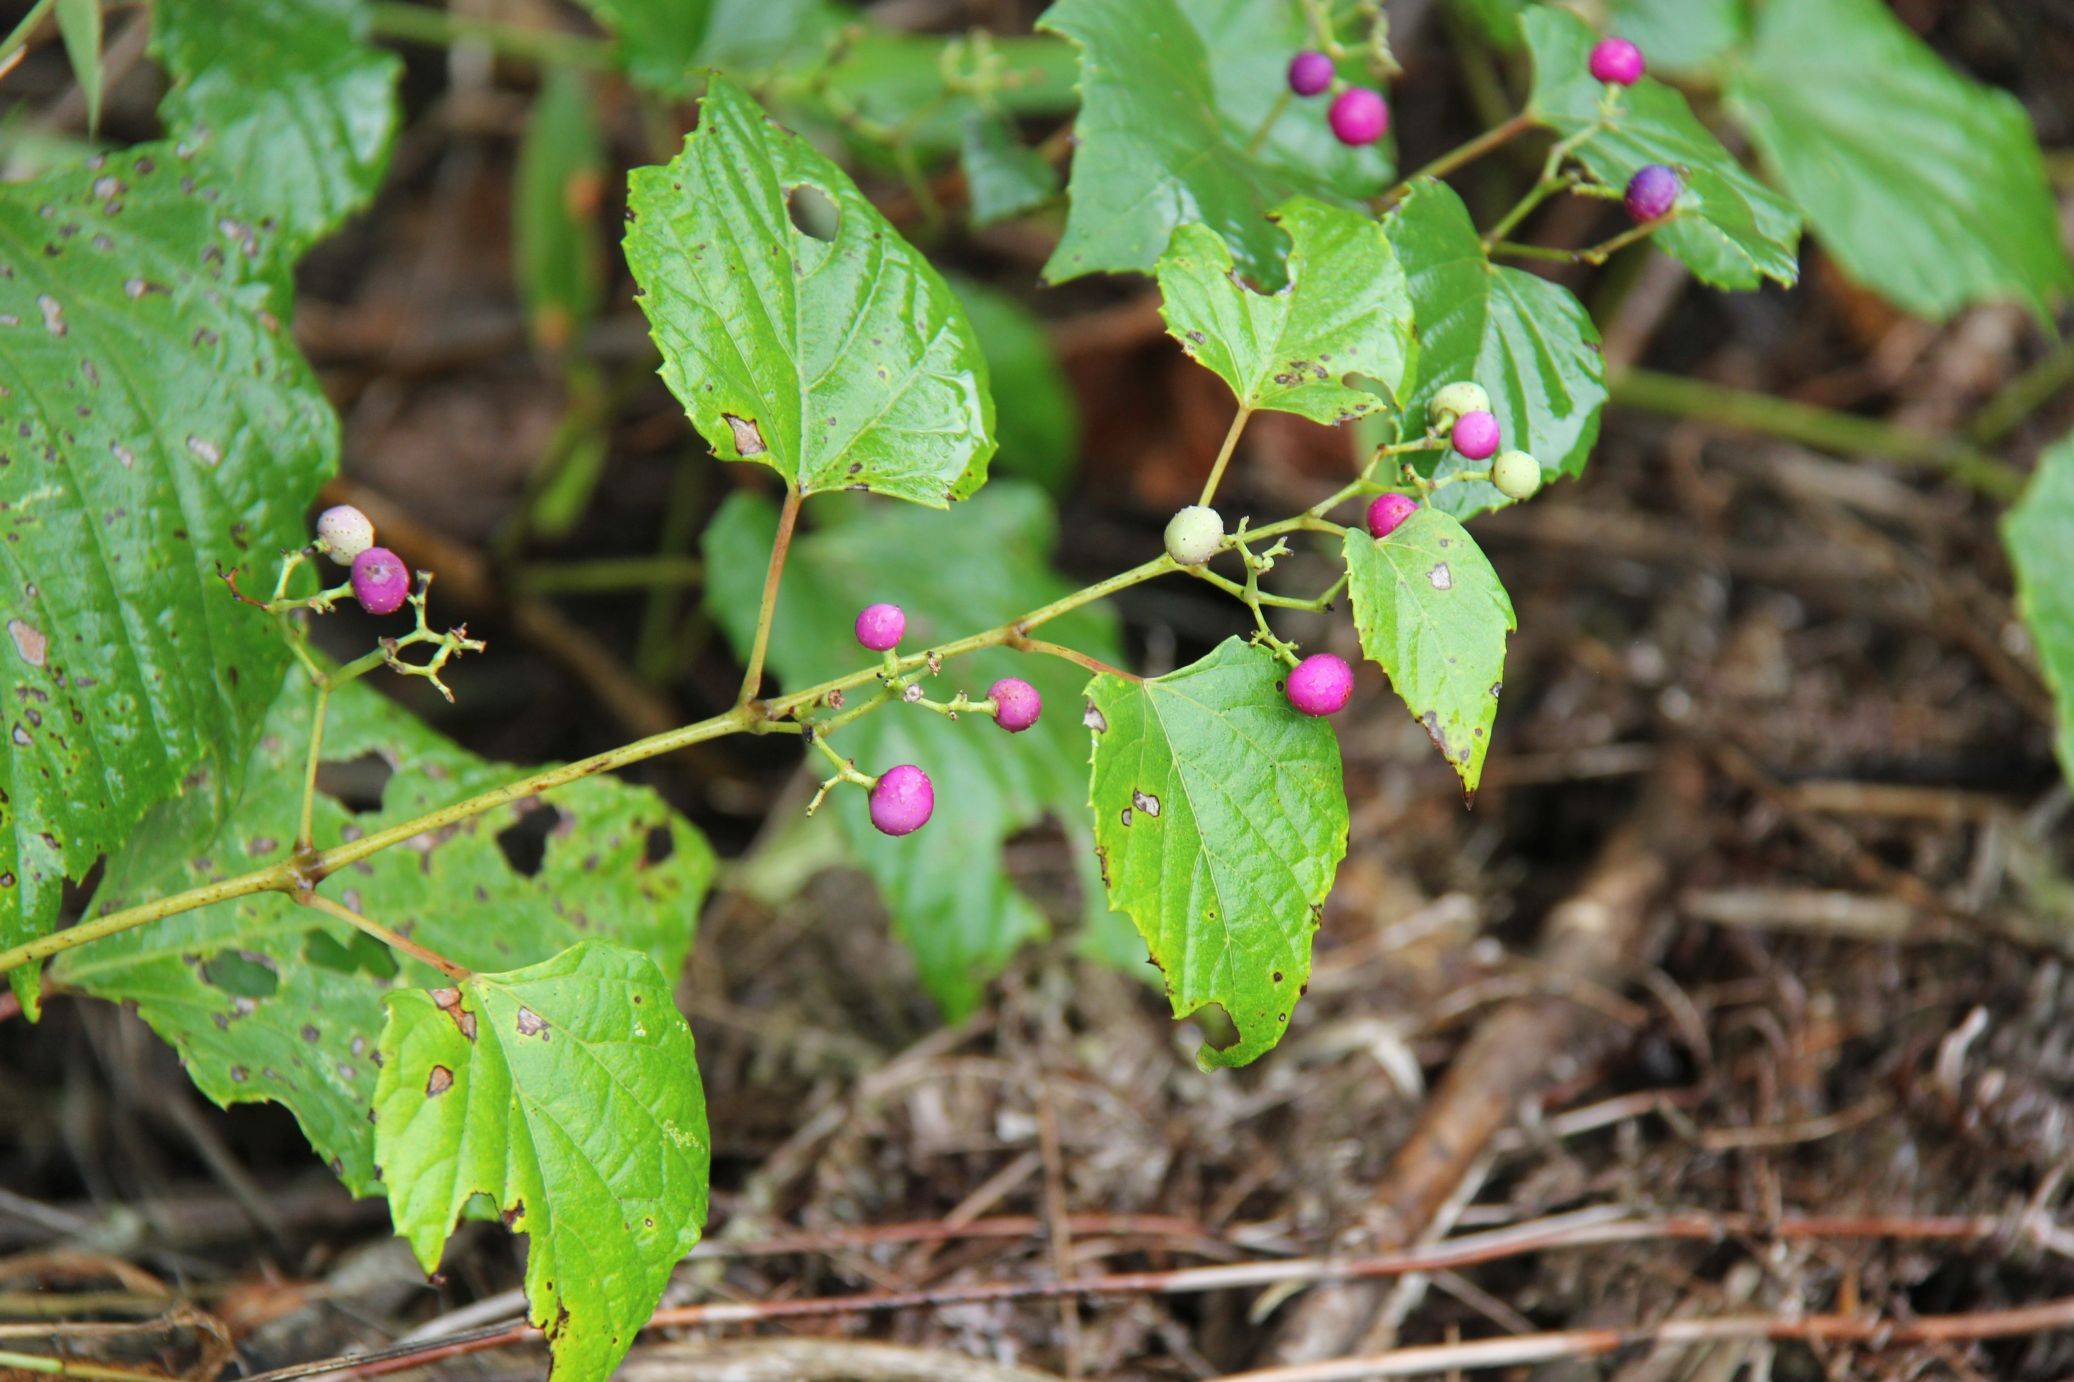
1287,50 -> 1334,97
1286,653 -> 1354,717
1451,410 -> 1501,461
350,546 -> 409,616
1624,164 -> 1681,222
1589,37 -> 1645,86
1365,493 -> 1418,539
855,602 -> 905,651
1327,87 -> 1388,146
869,764 -> 934,836
989,677 -> 1043,733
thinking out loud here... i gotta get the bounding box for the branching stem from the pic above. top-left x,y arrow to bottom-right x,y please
738,486 -> 802,706
301,893 -> 470,983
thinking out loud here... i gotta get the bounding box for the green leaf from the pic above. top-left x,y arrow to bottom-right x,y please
1384,180 -> 1604,515
705,485 -> 1124,1016
1158,197 -> 1415,426
516,71 -> 608,353
1343,512 -> 1514,797
792,33 -> 1079,161
375,941 -> 709,1382
950,278 -> 1079,495
1605,0 -> 1746,76
961,115 -> 1061,227
1086,637 -> 1347,1068
1444,0 -> 1526,46
54,0 -> 101,133
1522,6 -> 1799,291
0,145 -> 336,1013
625,79 -> 996,507
2005,433 -> 2074,782
1728,0 -> 2072,320
151,0 -> 402,251
1037,0 -> 1393,285
53,674 -> 715,1195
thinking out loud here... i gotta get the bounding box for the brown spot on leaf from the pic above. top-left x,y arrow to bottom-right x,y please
7,619 -> 46,668
722,413 -> 766,455
1083,701 -> 1108,734
1427,562 -> 1452,590
516,1007 -> 548,1038
432,987 -> 477,1041
1131,790 -> 1162,818
426,1065 -> 454,1097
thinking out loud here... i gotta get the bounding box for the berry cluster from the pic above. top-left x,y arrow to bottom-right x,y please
1582,37 -> 1684,224
1284,50 -> 1389,149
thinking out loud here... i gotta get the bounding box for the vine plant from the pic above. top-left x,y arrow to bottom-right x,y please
2,0 -> 2070,1377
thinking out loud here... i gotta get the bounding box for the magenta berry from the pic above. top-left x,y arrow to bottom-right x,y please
1365,493 -> 1418,539
1451,410 -> 1501,461
989,677 -> 1043,734
1624,164 -> 1681,222
1287,50 -> 1334,97
869,764 -> 934,836
350,546 -> 410,616
1327,87 -> 1388,146
1286,653 -> 1354,717
1588,37 -> 1645,86
854,602 -> 906,652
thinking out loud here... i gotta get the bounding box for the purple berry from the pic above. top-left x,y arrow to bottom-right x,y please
855,602 -> 906,651
1287,50 -> 1334,97
1589,37 -> 1645,86
1365,493 -> 1418,539
1327,87 -> 1388,146
1286,653 -> 1354,717
1624,164 -> 1681,222
350,546 -> 410,616
1451,410 -> 1501,461
869,764 -> 934,836
989,677 -> 1043,734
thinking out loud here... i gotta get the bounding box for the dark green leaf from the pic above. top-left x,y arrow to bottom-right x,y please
1385,180 -> 1604,515
1728,0 -> 2072,320
625,79 -> 996,506
0,146 -> 335,1012
950,278 -> 1079,495
705,485 -> 1123,1016
961,115 -> 1061,227
1523,6 -> 1799,291
54,675 -> 715,1194
515,71 -> 607,353
1606,0 -> 1746,76
375,941 -> 709,1381
1343,513 -> 1514,796
1086,637 -> 1348,1068
1158,197 -> 1415,426
2005,432 -> 2074,781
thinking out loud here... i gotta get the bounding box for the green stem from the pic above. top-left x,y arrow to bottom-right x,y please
738,486 -> 802,706
296,680 -> 332,853
1015,636 -> 1137,682
1242,89 -> 1292,159
1970,335 -> 2074,446
0,1349 -> 173,1381
1383,111 -> 1533,203
364,1 -> 615,70
1494,218 -> 1671,268
302,893 -> 470,983
0,0 -> 56,64
517,555 -> 706,597
1610,368 -> 2026,501
1199,407 -> 1254,507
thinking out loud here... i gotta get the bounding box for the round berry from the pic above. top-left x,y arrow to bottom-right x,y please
868,764 -> 934,836
1286,653 -> 1354,717
350,546 -> 410,616
1588,37 -> 1645,86
314,504 -> 375,565
1365,492 -> 1418,539
1491,450 -> 1542,500
989,677 -> 1043,733
1288,50 -> 1335,97
1624,164 -> 1681,222
1327,87 -> 1388,146
1428,381 -> 1491,432
1163,504 -> 1224,567
854,602 -> 906,652
1451,410 -> 1501,461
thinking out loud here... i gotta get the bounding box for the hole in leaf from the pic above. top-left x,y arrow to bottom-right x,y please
315,752 -> 394,815
495,805 -> 567,879
785,183 -> 838,241
201,950 -> 279,999
644,825 -> 675,865
304,929 -> 399,979
1191,1001 -> 1239,1050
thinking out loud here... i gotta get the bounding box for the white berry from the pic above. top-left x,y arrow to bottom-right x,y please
314,504 -> 375,564
1428,382 -> 1492,432
1492,450 -> 1542,500
1163,505 -> 1224,566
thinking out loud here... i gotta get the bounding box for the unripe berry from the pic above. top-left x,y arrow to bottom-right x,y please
1491,449 -> 1542,500
854,602 -> 906,651
869,763 -> 934,836
1588,37 -> 1645,86
988,677 -> 1042,733
314,504 -> 375,565
1286,653 -> 1354,717
1451,410 -> 1501,461
1624,164 -> 1681,222
1327,87 -> 1388,146
1287,50 -> 1334,97
1428,381 -> 1490,432
1365,492 -> 1418,539
1164,505 -> 1224,566
350,546 -> 410,616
